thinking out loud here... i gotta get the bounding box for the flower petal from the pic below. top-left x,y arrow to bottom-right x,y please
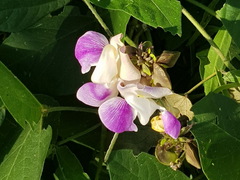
125,95 -> 160,125
135,84 -> 172,99
119,47 -> 141,82
99,97 -> 137,133
109,33 -> 124,49
91,44 -> 119,84
76,82 -> 117,107
161,111 -> 181,139
75,31 -> 109,74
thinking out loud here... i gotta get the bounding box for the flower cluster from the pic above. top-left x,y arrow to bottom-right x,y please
74,31 -> 181,139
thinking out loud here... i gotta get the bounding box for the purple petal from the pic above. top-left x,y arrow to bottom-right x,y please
99,97 -> 137,133
162,111 -> 181,139
76,82 -> 117,107
75,31 -> 109,74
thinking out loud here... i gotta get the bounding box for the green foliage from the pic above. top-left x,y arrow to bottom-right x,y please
0,0 -> 240,179
0,0 -> 71,32
0,123 -> 52,180
55,146 -> 90,180
90,0 -> 182,35
0,62 -> 42,128
218,0 -> 240,48
108,150 -> 189,180
191,93 -> 240,179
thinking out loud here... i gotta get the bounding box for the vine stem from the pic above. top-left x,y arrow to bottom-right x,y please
58,123 -> 101,145
185,0 -> 220,19
43,106 -> 97,114
104,133 -> 119,163
182,7 -> 235,70
184,72 -> 216,95
82,0 -> 113,37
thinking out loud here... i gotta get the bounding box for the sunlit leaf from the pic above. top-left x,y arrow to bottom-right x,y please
0,62 -> 42,128
108,150 -> 190,180
218,0 -> 240,48
90,0 -> 182,35
0,124 -> 52,180
0,0 -> 70,32
202,28 -> 232,94
223,70 -> 240,82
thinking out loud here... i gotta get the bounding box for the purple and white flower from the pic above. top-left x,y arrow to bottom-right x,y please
75,31 -> 181,138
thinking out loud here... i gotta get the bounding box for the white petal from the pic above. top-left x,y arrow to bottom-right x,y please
125,95 -> 160,125
91,45 -> 119,84
119,48 -> 141,82
110,34 -> 124,50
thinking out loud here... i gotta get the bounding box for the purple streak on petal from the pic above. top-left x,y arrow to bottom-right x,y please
162,111 -> 181,139
99,97 -> 137,133
75,31 -> 109,74
136,84 -> 172,99
76,82 -> 114,107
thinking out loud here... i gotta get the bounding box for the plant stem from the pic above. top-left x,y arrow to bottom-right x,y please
95,125 -> 107,180
124,35 -> 137,48
185,0 -> 220,19
58,123 -> 101,145
182,7 -> 235,70
83,0 -> 113,37
104,133 -> 119,162
44,106 -> 97,114
184,72 -> 217,95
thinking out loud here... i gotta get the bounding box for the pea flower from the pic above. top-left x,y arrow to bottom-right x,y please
74,31 -> 181,138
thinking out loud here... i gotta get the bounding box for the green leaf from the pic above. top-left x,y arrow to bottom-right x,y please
218,0 -> 240,48
0,6 -> 97,95
0,0 -> 70,32
201,28 -> 232,94
90,0 -> 182,35
191,93 -> 240,180
100,9 -> 130,35
223,70 -> 240,82
55,146 -> 90,180
0,124 -> 52,180
0,62 -> 42,128
108,150 -> 190,180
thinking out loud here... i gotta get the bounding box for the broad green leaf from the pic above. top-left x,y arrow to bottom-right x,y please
100,9 -> 130,35
191,93 -> 240,179
90,0 -> 182,35
0,6 -> 97,95
0,62 -> 42,128
0,0 -> 70,32
108,150 -> 190,180
0,124 -> 52,180
55,146 -> 90,180
218,0 -> 240,48
202,28 -> 232,94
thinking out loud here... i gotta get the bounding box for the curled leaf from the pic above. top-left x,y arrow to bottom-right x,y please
157,50 -> 180,68
184,142 -> 201,169
162,93 -> 194,120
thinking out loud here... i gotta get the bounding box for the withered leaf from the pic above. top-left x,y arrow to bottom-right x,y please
184,142 -> 201,169
163,93 -> 194,120
157,50 -> 180,68
152,63 -> 172,89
